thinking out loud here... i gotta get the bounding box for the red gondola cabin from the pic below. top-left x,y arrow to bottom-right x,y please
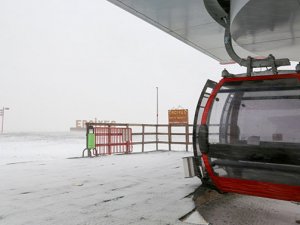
193,73 -> 300,202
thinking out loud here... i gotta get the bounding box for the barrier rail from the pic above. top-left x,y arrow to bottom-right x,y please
82,124 -> 133,157
82,123 -> 193,157
94,126 -> 132,155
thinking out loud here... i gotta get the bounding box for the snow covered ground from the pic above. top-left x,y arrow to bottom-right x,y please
0,133 -> 200,225
1,132 -> 299,225
0,132 -> 86,164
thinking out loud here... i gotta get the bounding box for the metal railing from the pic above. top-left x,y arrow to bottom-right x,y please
85,123 -> 193,154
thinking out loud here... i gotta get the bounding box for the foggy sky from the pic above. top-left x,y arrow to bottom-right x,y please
0,0 -> 293,132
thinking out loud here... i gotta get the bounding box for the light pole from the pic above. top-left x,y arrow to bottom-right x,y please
156,87 -> 159,151
1,107 -> 10,134
156,87 -> 159,125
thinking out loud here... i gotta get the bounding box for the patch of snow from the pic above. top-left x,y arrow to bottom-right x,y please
0,133 -> 201,225
181,210 -> 210,225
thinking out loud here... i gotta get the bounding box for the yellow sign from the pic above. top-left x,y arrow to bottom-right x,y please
168,109 -> 188,124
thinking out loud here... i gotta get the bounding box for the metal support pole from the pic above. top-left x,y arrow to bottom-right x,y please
156,87 -> 159,125
156,125 -> 158,151
223,16 -> 290,76
156,87 -> 159,151
185,125 -> 189,152
1,107 -> 9,134
1,107 -> 4,134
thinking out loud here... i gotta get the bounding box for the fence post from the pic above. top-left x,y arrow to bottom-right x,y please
185,124 -> 189,152
142,124 -> 145,152
168,124 -> 172,151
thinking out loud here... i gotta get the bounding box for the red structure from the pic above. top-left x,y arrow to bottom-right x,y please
194,73 -> 300,202
91,125 -> 133,155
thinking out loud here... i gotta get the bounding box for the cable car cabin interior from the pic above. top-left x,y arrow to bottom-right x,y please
195,73 -> 300,201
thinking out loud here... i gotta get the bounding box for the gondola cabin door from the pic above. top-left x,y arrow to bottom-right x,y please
194,74 -> 300,202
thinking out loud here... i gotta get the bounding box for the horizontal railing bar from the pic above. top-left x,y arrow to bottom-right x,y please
131,141 -> 193,145
96,143 -> 130,146
132,132 -> 193,136
167,133 -> 192,135
132,132 -> 167,135
158,141 -> 193,145
134,141 -> 193,144
87,122 -> 193,127
132,141 -> 157,145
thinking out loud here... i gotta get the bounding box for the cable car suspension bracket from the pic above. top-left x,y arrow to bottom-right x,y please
223,17 -> 291,76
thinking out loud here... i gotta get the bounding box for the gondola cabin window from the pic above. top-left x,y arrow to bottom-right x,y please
205,78 -> 300,185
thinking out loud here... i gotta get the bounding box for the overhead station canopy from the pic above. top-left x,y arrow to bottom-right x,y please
107,0 -> 300,63
107,0 -> 253,64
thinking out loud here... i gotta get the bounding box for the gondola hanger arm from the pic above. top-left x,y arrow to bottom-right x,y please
223,16 -> 290,76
